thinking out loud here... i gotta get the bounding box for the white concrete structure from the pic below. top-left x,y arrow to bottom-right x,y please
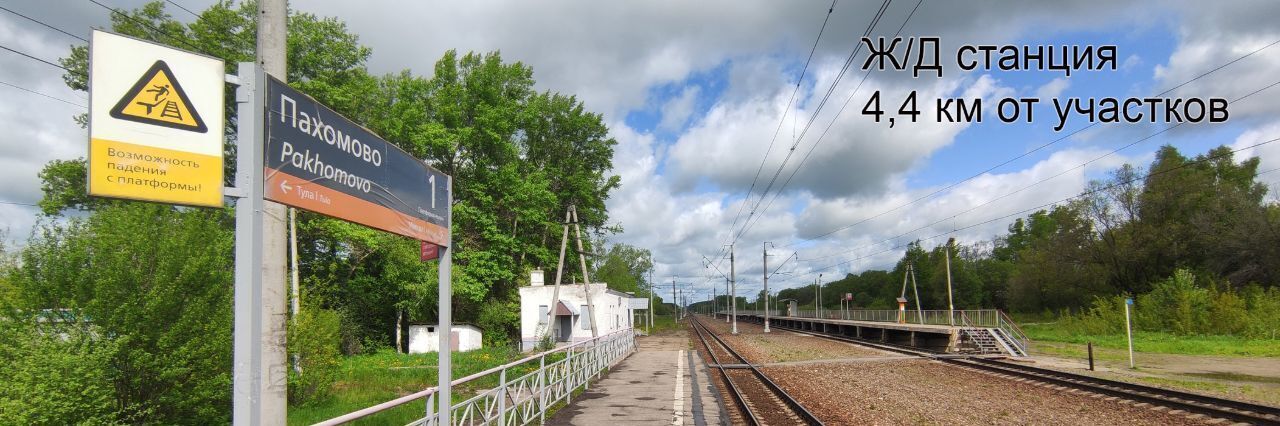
408,323 -> 482,354
519,270 -> 644,351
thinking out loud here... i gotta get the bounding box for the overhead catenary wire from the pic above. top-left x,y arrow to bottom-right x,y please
801,77 -> 1280,264
87,0 -> 212,56
785,37 -> 1280,249
163,0 -> 201,18
735,0 -> 921,241
735,0 -> 895,240
0,44 -> 75,72
800,132 -> 1280,279
0,5 -> 89,42
0,80 -> 86,109
728,0 -> 840,237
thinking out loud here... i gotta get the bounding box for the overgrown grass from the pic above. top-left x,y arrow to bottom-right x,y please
287,346 -> 526,425
1022,322 -> 1280,357
647,315 -> 682,334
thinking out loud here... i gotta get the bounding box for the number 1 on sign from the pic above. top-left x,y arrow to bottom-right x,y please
429,174 -> 436,209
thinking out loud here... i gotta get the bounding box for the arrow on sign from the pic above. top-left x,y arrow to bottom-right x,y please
280,180 -> 293,194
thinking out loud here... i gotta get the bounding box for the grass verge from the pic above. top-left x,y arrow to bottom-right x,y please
1021,322 -> 1280,357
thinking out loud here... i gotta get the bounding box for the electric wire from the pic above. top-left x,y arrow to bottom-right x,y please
728,0 -> 839,237
785,37 -> 1280,248
736,0 -> 921,241
734,0 -> 896,242
0,5 -> 89,42
800,131 -> 1280,279
801,77 -> 1280,263
0,80 -> 86,109
163,0 -> 201,18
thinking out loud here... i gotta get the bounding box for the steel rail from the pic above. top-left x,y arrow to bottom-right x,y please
690,315 -> 824,425
689,315 -> 762,425
950,358 -> 1280,425
747,316 -> 1280,425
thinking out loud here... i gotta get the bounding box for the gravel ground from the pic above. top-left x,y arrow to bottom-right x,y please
700,315 -> 888,363
690,315 -> 1211,424
764,359 -> 1209,425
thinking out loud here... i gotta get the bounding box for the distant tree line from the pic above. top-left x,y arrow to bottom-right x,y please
765,145 -> 1280,336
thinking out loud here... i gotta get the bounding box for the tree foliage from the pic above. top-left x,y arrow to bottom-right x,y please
7,1 -> 623,421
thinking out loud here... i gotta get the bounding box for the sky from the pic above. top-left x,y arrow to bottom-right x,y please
2,0 -> 1280,301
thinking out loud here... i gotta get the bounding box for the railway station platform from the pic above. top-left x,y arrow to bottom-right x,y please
723,309 -> 1030,357
548,329 -> 727,425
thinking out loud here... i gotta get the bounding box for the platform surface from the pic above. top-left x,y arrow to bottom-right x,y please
547,329 -> 726,425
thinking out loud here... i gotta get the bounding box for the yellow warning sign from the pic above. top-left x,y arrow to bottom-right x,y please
109,60 -> 208,133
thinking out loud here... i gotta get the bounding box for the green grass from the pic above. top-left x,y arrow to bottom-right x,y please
287,346 -> 563,425
1022,322 -> 1280,357
646,315 -> 682,334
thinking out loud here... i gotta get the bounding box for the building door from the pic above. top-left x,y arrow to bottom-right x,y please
557,316 -> 572,341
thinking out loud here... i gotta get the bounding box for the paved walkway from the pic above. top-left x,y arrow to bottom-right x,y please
548,329 -> 727,425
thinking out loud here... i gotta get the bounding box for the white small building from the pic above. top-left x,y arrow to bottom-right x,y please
408,323 -> 483,353
518,270 -> 646,351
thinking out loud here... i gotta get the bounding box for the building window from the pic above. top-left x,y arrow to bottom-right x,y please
427,327 -> 434,333
538,305 -> 549,325
580,305 -> 591,330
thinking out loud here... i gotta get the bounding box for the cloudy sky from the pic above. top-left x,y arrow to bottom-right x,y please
2,1 -> 1279,300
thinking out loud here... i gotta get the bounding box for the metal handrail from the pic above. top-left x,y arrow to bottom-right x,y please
725,309 -> 1021,329
313,329 -> 637,426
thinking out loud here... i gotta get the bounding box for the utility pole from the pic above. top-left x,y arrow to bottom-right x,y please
910,264 -> 923,324
816,274 -> 823,319
542,209 -> 572,340
233,0 -> 287,423
762,242 -> 771,332
672,276 -> 677,321
569,206 -> 598,338
712,281 -> 717,319
729,244 -> 737,335
647,270 -> 653,334
945,237 -> 955,326
724,279 -> 730,323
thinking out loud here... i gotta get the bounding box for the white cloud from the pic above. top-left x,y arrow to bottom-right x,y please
657,86 -> 701,132
1035,77 -> 1070,99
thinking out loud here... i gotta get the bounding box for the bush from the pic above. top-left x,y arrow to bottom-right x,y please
478,299 -> 519,348
0,319 -> 122,425
1055,269 -> 1280,339
288,305 -> 343,405
1137,269 -> 1211,334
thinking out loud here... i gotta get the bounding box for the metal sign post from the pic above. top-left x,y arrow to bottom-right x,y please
1125,297 -> 1134,369
437,176 -> 453,425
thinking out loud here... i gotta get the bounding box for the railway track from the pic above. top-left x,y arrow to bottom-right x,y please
751,316 -> 1280,425
688,316 -> 822,426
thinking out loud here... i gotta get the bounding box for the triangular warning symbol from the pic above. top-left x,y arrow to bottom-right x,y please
109,60 -> 208,133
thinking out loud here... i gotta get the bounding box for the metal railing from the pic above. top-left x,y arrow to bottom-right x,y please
314,329 -> 637,426
727,308 -> 1030,354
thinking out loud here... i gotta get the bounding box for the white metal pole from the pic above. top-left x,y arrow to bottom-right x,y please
762,242 -> 770,333
1125,298 -> 1134,369
232,60 -> 268,426
730,245 -> 737,334
437,176 -> 453,425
